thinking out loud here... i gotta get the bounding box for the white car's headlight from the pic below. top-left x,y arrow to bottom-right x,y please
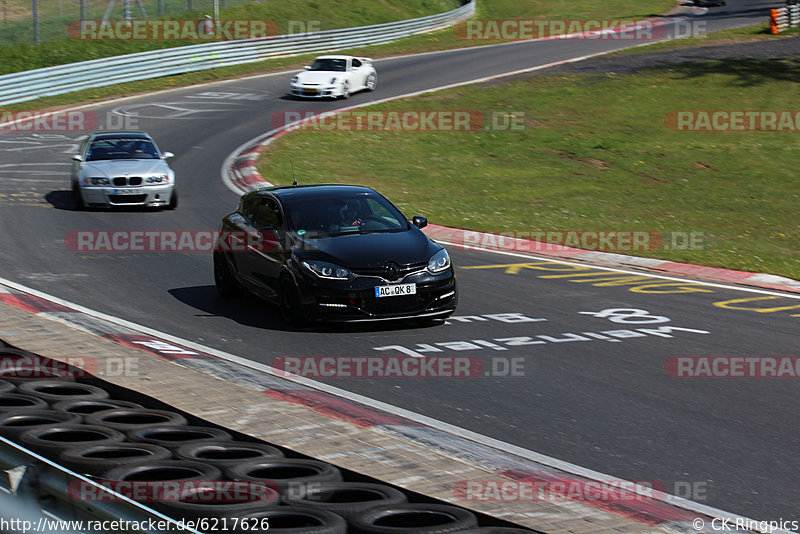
427,249 -> 451,274
329,77 -> 337,84
84,177 -> 109,185
291,75 -> 299,84
302,260 -> 352,280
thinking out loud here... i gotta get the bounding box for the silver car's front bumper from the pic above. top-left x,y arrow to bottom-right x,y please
79,184 -> 174,208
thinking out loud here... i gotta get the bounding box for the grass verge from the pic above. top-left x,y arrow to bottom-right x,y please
257,57 -> 800,280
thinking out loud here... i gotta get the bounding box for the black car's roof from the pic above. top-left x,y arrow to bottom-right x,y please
250,184 -> 378,200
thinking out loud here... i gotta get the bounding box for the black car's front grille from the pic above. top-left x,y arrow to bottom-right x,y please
112,176 -> 143,186
352,262 -> 428,282
108,194 -> 147,204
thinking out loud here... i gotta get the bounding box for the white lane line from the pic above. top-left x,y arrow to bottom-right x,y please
0,274 -> 789,534
438,239 -> 800,300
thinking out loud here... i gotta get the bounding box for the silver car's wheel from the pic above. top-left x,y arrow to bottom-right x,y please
366,73 -> 377,91
72,182 -> 85,210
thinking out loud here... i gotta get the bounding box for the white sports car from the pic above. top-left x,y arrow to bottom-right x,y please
290,55 -> 377,99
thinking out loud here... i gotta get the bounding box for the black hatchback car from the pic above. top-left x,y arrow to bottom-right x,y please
214,184 -> 457,324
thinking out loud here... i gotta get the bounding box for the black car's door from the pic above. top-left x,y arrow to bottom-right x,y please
238,195 -> 287,298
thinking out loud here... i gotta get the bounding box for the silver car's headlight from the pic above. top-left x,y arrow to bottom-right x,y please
84,177 -> 109,185
302,260 -> 352,280
427,249 -> 451,274
146,174 -> 169,183
291,75 -> 299,84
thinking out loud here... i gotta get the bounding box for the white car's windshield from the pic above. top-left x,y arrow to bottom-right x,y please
86,138 -> 160,161
309,58 -> 347,72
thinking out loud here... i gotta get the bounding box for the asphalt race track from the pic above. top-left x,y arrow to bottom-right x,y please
0,0 -> 795,523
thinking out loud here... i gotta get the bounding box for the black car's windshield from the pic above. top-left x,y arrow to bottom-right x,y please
308,58 -> 347,72
86,138 -> 160,161
285,193 -> 409,238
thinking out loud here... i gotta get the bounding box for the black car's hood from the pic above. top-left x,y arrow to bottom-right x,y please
293,227 -> 440,268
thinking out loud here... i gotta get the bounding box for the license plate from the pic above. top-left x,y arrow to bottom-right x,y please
375,283 -> 416,298
113,188 -> 143,195
303,88 -> 317,95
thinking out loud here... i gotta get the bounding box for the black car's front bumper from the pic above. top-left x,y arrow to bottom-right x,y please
295,269 -> 458,322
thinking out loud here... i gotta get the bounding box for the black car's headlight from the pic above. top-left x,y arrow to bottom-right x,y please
302,260 -> 353,280
84,177 -> 109,185
427,249 -> 451,274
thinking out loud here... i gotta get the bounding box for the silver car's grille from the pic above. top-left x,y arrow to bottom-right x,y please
112,176 -> 143,186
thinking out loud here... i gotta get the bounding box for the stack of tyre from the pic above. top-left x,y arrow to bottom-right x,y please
0,346 -> 534,534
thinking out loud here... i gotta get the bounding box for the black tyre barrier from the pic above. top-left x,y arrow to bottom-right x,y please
348,503 -> 479,534
148,480 -> 281,521
17,381 -> 109,403
281,482 -> 408,522
175,440 -> 284,469
0,379 -> 15,393
18,424 -> 126,458
0,393 -> 50,411
58,442 -> 172,476
225,458 -> 342,493
84,408 -> 187,431
0,410 -> 82,440
51,399 -> 143,415
126,426 -> 232,450
455,528 -> 538,533
223,506 -> 347,534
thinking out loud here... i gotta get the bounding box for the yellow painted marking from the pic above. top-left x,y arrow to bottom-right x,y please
713,296 -> 800,313
629,283 -> 714,294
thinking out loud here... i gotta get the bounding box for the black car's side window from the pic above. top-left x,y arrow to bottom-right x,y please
244,197 -> 282,229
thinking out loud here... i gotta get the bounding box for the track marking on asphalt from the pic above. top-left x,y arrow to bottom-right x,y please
0,275 -> 782,533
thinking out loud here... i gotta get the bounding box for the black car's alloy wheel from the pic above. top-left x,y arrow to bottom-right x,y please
279,276 -> 307,325
214,252 -> 242,298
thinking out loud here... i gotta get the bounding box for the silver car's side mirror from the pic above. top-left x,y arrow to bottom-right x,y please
162,152 -> 174,159
71,154 -> 83,162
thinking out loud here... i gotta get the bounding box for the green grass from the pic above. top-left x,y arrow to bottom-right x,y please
258,58 -> 800,280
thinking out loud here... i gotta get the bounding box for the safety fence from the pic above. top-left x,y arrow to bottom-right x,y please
769,1 -> 800,33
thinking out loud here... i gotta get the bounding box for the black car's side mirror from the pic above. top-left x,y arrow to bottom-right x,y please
411,215 -> 427,229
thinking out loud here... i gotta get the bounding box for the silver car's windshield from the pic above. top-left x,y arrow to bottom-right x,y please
86,138 -> 160,161
309,58 -> 347,72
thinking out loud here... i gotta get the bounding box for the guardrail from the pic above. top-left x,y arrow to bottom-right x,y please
0,1 -> 475,107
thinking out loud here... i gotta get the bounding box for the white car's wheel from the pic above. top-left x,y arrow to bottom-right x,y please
340,81 -> 351,99
366,72 -> 377,91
